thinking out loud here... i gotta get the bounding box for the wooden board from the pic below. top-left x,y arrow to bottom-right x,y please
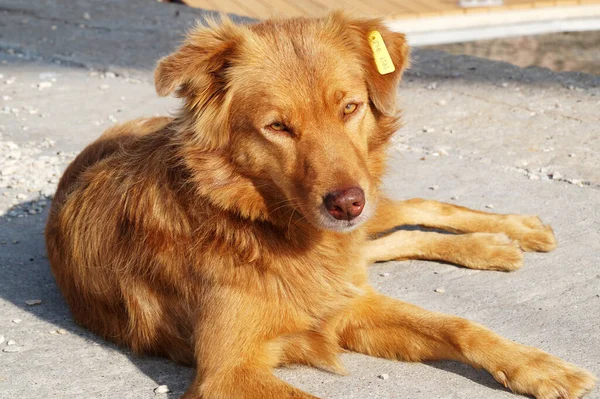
180,0 -> 600,19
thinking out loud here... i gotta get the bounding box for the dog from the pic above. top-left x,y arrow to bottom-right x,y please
45,12 -> 596,399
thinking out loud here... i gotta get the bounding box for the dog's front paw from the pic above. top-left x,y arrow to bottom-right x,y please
492,347 -> 596,399
503,215 -> 558,252
457,233 -> 524,271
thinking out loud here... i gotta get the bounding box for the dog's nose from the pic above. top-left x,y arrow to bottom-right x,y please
324,187 -> 365,221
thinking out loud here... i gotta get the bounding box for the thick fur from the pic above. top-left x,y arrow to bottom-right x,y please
46,13 -> 596,399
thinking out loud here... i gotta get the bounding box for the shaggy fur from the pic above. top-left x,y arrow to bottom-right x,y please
46,13 -> 596,399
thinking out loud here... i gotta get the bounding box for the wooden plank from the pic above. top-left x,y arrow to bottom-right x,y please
182,0 -> 600,21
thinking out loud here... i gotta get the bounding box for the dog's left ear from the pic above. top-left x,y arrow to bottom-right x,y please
345,16 -> 410,117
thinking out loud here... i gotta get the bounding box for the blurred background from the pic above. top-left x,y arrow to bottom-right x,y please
161,0 -> 600,74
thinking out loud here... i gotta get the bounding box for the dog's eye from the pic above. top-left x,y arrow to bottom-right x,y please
269,122 -> 286,131
344,103 -> 358,115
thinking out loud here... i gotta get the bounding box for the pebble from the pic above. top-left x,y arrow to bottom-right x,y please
37,81 -> 53,90
429,185 -> 438,190
99,84 -> 110,91
7,340 -> 16,346
379,272 -> 390,277
434,288 -> 446,293
0,335 -> 4,344
378,374 -> 389,380
25,299 -> 42,306
12,319 -> 22,324
154,385 -> 170,394
437,99 -> 447,106
485,204 -> 494,209
450,195 -> 459,200
83,12 -> 91,20
56,328 -> 68,335
3,346 -> 20,353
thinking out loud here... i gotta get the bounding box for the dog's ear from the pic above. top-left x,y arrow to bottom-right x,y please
155,18 -> 245,149
154,18 -> 242,98
342,15 -> 410,117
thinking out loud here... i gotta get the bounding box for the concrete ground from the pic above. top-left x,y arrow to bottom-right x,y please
0,1 -> 599,398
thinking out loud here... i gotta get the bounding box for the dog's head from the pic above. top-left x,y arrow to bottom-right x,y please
156,13 -> 409,232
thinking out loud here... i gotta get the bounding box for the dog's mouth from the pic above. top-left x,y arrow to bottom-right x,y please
314,202 -> 373,232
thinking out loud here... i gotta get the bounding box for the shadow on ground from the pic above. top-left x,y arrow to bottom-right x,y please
0,200 -> 510,397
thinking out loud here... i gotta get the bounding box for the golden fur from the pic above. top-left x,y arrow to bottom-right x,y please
46,13 -> 595,399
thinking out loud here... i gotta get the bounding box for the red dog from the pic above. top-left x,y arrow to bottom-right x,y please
46,12 -> 596,398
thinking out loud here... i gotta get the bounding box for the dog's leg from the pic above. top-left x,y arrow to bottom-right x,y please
337,292 -> 596,399
182,291 -> 319,399
366,197 -> 557,252
363,229 -> 523,270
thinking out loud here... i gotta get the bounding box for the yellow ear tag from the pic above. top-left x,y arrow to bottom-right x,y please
368,31 -> 395,75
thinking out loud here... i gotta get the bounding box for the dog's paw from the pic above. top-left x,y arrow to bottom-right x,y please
458,233 -> 524,272
503,215 -> 558,252
492,348 -> 596,399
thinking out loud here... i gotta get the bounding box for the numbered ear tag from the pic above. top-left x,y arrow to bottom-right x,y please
368,31 -> 395,75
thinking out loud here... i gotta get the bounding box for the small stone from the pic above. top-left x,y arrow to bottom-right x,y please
379,272 -> 390,277
427,82 -> 438,90
1,165 -> 18,175
429,185 -> 438,190
3,346 -> 20,353
51,25 -> 57,30
7,340 -> 16,346
37,81 -> 53,90
434,288 -> 446,293
450,195 -> 459,200
99,84 -> 110,91
568,153 -> 576,158
378,374 -> 389,380
56,328 -> 68,335
16,193 -> 27,200
437,99 -> 447,106
105,72 -> 116,79
82,12 -> 91,20
0,335 -> 4,344
25,299 -> 42,306
501,82 -> 508,88
550,172 -> 562,180
485,204 -> 494,209
154,385 -> 170,394
12,319 -> 21,324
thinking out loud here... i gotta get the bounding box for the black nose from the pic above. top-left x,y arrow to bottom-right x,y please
323,187 -> 365,221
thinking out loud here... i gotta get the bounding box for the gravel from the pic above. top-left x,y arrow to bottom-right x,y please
0,137 -> 77,220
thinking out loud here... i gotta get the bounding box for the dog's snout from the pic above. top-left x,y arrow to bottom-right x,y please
324,187 -> 365,221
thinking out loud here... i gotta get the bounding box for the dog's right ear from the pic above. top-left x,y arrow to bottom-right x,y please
154,19 -> 242,98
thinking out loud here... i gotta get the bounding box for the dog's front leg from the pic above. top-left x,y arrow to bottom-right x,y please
366,197 -> 557,252
336,291 -> 596,398
363,229 -> 524,271
183,289 -> 319,399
